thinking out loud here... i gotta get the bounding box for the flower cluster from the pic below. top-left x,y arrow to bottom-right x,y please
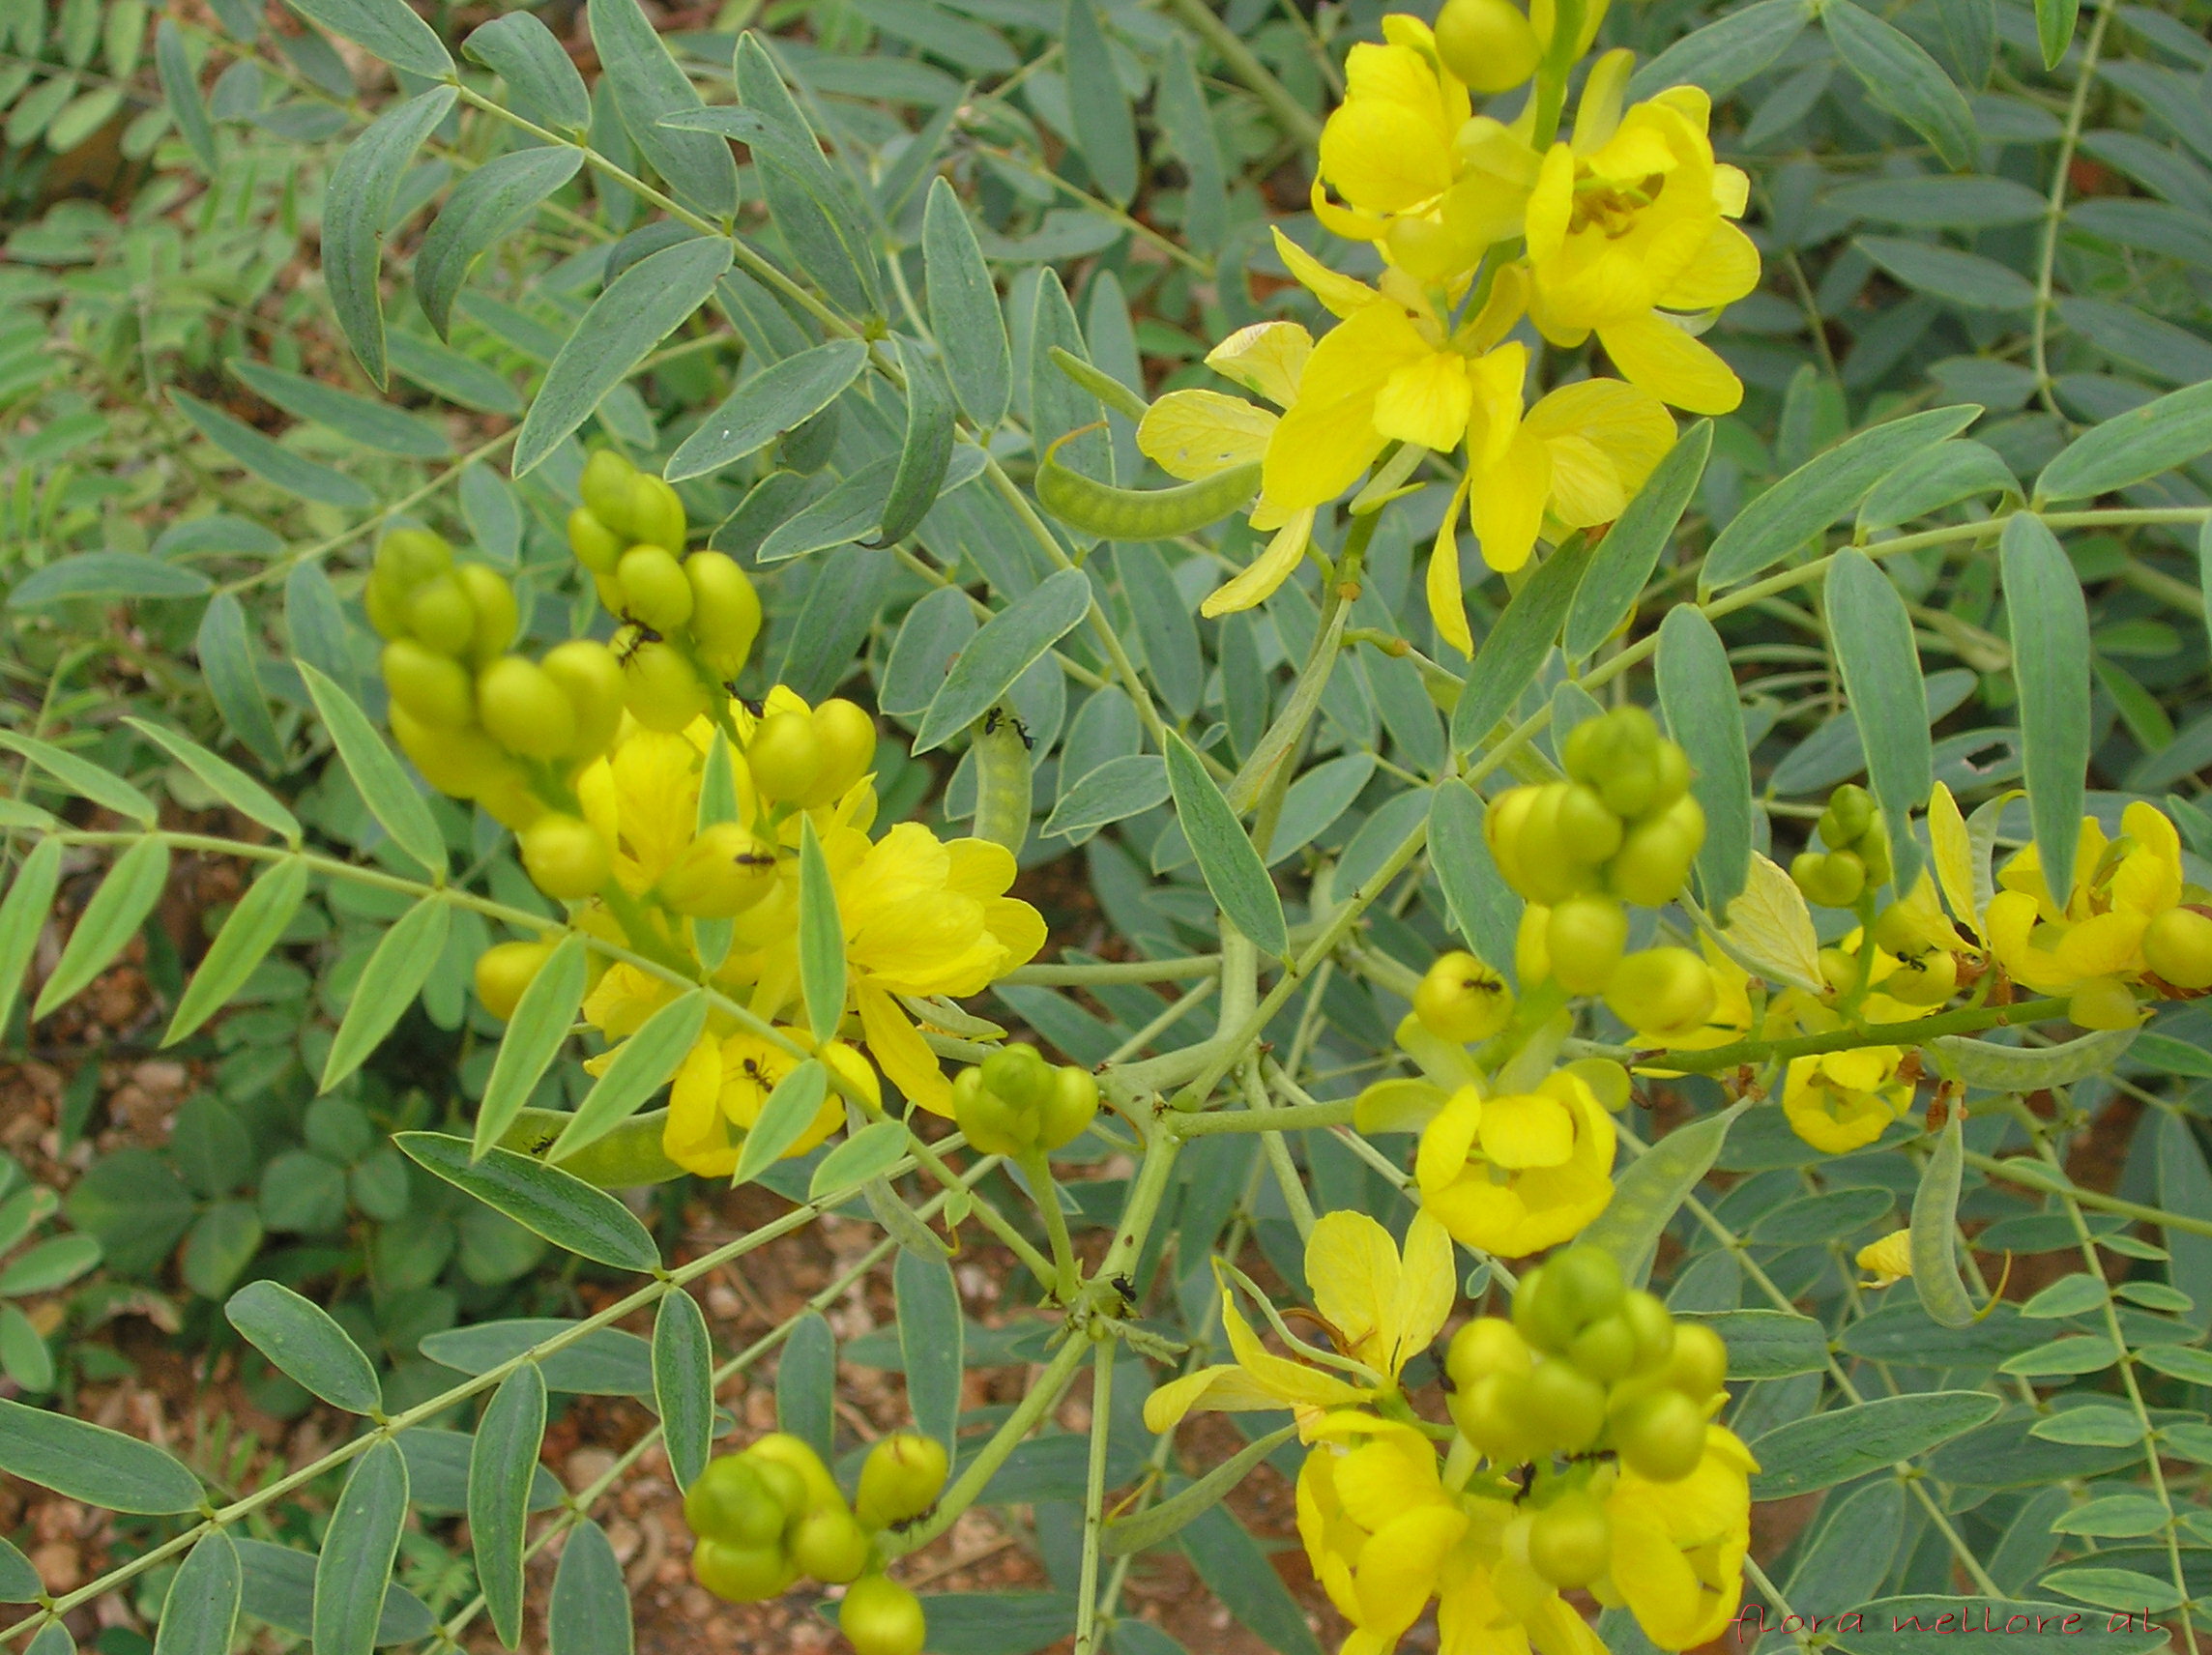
1150,1230 -> 1753,1655
1137,2 -> 1759,650
373,460 -> 1047,1178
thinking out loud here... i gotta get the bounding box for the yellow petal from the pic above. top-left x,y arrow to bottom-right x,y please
856,981 -> 953,1117
1222,1294 -> 1373,1411
1374,348 -> 1473,451
1928,781 -> 1979,926
1142,1365 -> 1285,1433
1353,1506 -> 1467,1636
1415,1088 -> 1484,1195
1656,218 -> 1762,311
1470,428 -> 1551,572
1270,224 -> 1380,320
1524,143 -> 1576,263
1526,378 -> 1675,524
1475,1092 -> 1577,1168
1393,1210 -> 1457,1360
1306,1211 -> 1402,1371
1202,508 -> 1314,617
1597,312 -> 1743,415
2052,910 -> 2149,978
1464,343 -> 1528,470
1322,99 -> 1456,214
1206,320 -> 1313,409
1427,473 -> 1477,658
1138,390 -> 1278,479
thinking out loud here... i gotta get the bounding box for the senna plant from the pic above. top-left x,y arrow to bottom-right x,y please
7,0 -> 2212,1652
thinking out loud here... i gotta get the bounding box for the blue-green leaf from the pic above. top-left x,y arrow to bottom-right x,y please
1999,514 -> 2089,902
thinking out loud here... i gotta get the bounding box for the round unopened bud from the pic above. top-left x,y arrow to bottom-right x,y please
383,639 -> 477,729
684,1455 -> 787,1550
803,699 -> 878,806
951,1066 -> 1032,1156
478,656 -> 579,761
540,639 -> 627,760
474,939 -> 557,1021
1525,1358 -> 1607,1454
856,1434 -> 950,1530
1882,948 -> 1958,1005
747,711 -> 823,803
839,1575 -> 926,1655
1413,950 -> 1515,1042
692,1537 -> 793,1604
1434,0 -> 1542,91
980,1044 -> 1052,1109
746,1434 -> 844,1516
519,814 -> 611,900
1609,794 -> 1704,907
1568,1313 -> 1641,1383
1037,1066 -> 1099,1150
1616,1389 -> 1707,1482
790,1505 -> 871,1583
629,472 -> 687,555
1604,947 -> 1718,1038
617,545 -> 694,634
1546,896 -> 1627,996
579,450 -> 637,537
568,506 -> 626,573
1557,784 -> 1624,865
373,527 -> 452,594
1528,1492 -> 1611,1588
1447,1317 -> 1532,1389
623,637 -> 710,732
407,573 -> 479,657
455,564 -> 518,668
1666,1322 -> 1729,1402
1792,850 -> 1865,909
685,552 -> 762,679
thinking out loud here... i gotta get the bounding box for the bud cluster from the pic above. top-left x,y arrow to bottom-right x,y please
1790,784 -> 1892,909
1448,1246 -> 1727,1589
685,1432 -> 946,1654
950,1044 -> 1099,1158
568,450 -> 762,732
369,530 -> 626,842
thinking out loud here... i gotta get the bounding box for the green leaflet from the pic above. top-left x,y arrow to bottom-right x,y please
0,1396 -> 203,1513
1564,421 -> 1711,659
1451,537 -> 1596,754
1164,731 -> 1289,962
895,1247 -> 963,1449
549,1521 -> 632,1655
415,146 -> 585,340
474,933 -> 591,1158
152,1532 -> 241,1655
1654,605 -> 1755,914
1747,1390 -> 2002,1498
224,1279 -> 382,1414
124,718 -> 299,843
34,837 -> 170,1020
1909,1113 -> 1977,1329
774,1310 -> 837,1463
512,236 -> 733,477
163,856 -> 306,1045
915,567 -> 1093,755
299,662 -> 447,876
1104,1426 -> 1297,1554
1824,549 -> 1932,890
314,1439 -> 409,1655
797,818 -> 846,1044
1582,1105 -> 1747,1287
1701,405 -> 1981,593
551,990 -> 708,1165
1999,514 -> 2091,901
323,88 -> 457,388
923,175 -> 1012,428
733,1059 -> 830,1186
469,1364 -> 546,1647
284,0 -> 451,76
396,1132 -> 662,1272
321,897 -> 452,1093
462,13 -> 591,133
651,1292 -> 713,1492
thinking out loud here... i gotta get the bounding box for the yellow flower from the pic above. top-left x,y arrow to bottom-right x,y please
1311,17 -> 1540,285
1413,1070 -> 1615,1257
1524,83 -> 1760,415
1856,1229 -> 1913,1288
1136,319 -> 1320,617
1604,1426 -> 1757,1649
663,1029 -> 874,1177
1144,1210 -> 1454,1438
1985,801 -> 2185,1028
1781,1045 -> 1912,1154
1296,1416 -> 1472,1655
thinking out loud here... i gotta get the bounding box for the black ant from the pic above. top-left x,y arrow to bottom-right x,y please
740,696 -> 767,718
1108,1272 -> 1136,1305
740,1058 -> 777,1088
984,707 -> 1034,750
614,624 -> 662,666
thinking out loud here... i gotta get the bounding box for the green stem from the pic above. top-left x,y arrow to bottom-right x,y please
1644,997 -> 2073,1074
1962,1148 -> 2212,1240
1154,0 -> 1324,147
1072,1344 -> 1117,1655
1021,1147 -> 1084,1303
